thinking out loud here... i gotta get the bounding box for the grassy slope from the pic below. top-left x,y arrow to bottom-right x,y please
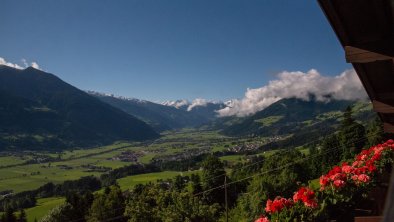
25,197 -> 65,222
117,170 -> 198,190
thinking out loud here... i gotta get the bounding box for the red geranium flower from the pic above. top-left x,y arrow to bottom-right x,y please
333,179 -> 345,189
255,215 -> 270,222
293,187 -> 317,208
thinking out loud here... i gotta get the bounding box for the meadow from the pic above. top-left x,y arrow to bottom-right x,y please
0,129 -> 293,221
0,130 -> 243,193
25,197 -> 65,222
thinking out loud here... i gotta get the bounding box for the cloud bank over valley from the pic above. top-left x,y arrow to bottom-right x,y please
217,69 -> 368,117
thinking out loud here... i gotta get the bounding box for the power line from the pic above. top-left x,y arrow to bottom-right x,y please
65,130 -> 379,222
193,131 -> 378,197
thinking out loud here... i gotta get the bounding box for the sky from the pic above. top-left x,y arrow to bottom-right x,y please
0,0 -> 352,102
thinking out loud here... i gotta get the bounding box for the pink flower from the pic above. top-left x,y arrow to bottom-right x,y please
304,199 -> 318,208
319,176 -> 329,187
255,216 -> 270,222
333,180 -> 345,189
352,160 -> 363,168
342,165 -> 354,174
330,173 -> 346,181
357,174 -> 370,183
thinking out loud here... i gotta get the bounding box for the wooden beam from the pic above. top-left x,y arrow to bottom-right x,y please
373,100 -> 394,113
376,92 -> 394,100
384,123 -> 394,133
355,216 -> 383,222
345,46 -> 393,63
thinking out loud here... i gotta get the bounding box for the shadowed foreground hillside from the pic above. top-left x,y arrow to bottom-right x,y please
0,65 -> 159,150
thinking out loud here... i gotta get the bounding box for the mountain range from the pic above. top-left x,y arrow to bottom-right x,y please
89,92 -> 224,132
0,65 -> 375,151
219,97 -> 374,148
0,65 -> 158,150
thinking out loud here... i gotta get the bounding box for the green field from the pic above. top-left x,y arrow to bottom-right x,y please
0,156 -> 29,167
0,143 -> 141,193
219,155 -> 243,163
25,197 -> 65,222
0,129 -> 290,221
255,115 -> 283,126
0,130 -> 273,193
117,170 -> 199,190
0,163 -> 102,193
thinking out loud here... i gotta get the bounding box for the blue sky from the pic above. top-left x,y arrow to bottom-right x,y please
0,0 -> 351,101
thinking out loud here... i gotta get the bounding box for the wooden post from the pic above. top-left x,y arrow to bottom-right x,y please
225,176 -> 228,222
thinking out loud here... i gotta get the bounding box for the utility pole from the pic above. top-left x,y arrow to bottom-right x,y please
224,176 -> 228,222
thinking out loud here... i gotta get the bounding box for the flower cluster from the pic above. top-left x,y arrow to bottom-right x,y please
265,197 -> 293,214
293,187 -> 317,208
320,139 -> 394,190
255,140 -> 394,222
255,215 -> 270,222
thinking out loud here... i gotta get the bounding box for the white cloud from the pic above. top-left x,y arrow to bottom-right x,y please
21,59 -> 28,67
0,57 -> 41,70
162,100 -> 190,109
31,62 -> 40,69
187,98 -> 208,111
0,57 -> 25,69
217,69 -> 368,117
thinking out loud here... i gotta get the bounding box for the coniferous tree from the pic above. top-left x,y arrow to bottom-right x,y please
339,106 -> 366,159
366,116 -> 384,147
190,174 -> 202,194
174,175 -> 186,191
87,185 -> 125,222
307,145 -> 323,178
17,209 -> 27,222
321,134 -> 342,172
4,207 -> 16,222
201,155 -> 227,206
1,213 -> 6,222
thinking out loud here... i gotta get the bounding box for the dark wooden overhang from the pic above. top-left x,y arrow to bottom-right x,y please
318,1 -> 394,221
318,0 -> 394,133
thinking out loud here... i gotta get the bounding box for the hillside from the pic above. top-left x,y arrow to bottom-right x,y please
92,93 -> 222,131
222,98 -> 375,146
0,65 -> 159,150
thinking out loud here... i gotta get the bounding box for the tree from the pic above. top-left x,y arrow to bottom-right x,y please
161,191 -> 220,222
366,116 -> 384,147
307,145 -> 323,178
87,185 -> 125,222
201,155 -> 227,206
4,207 -> 16,222
228,150 -> 308,221
65,191 -> 93,221
339,106 -> 366,159
321,134 -> 341,172
40,203 -> 75,222
17,209 -> 27,222
1,213 -> 6,222
174,175 -> 186,191
124,184 -> 165,222
190,174 -> 202,194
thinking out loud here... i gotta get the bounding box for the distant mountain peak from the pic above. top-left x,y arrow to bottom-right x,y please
86,90 -> 148,104
161,100 -> 190,109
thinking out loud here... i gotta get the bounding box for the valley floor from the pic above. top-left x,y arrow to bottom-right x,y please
0,129 -> 284,221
